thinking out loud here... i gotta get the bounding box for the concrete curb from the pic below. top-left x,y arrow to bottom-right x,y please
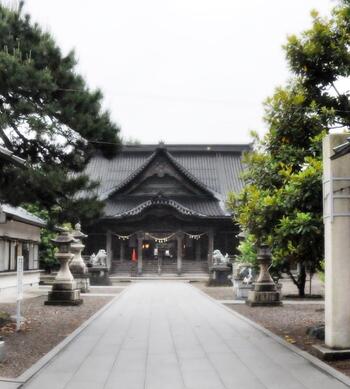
0,287 -> 129,387
193,285 -> 350,388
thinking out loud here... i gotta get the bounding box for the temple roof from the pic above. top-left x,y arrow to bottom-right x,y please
84,143 -> 249,219
1,204 -> 46,227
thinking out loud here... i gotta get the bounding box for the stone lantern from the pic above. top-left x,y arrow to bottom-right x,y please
70,223 -> 90,293
45,230 -> 83,306
246,243 -> 282,307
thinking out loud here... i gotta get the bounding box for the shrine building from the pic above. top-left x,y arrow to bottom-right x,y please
84,143 -> 249,276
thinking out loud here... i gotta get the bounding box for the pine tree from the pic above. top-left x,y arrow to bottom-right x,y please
0,2 -> 121,224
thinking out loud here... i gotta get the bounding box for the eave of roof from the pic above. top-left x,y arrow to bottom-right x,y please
102,195 -> 230,219
1,204 -> 46,227
332,137 -> 350,160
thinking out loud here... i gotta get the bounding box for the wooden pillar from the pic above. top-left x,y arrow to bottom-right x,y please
177,232 -> 184,275
120,240 -> 125,262
106,230 -> 112,270
195,239 -> 201,261
137,233 -> 143,275
207,229 -> 214,267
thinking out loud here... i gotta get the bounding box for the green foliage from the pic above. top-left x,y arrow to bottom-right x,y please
318,259 -> 325,283
0,2 -> 121,224
236,234 -> 257,266
229,0 -> 350,296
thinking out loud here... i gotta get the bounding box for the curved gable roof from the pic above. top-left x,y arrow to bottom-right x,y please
85,144 -> 249,202
100,145 -> 219,201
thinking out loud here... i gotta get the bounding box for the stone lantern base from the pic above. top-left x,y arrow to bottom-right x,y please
70,265 -> 90,293
246,282 -> 282,307
45,282 -> 83,306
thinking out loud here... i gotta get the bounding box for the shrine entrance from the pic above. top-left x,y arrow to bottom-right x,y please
111,231 -> 212,273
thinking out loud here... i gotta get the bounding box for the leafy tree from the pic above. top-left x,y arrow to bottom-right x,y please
235,233 -> 257,266
0,2 -> 121,224
229,0 -> 350,296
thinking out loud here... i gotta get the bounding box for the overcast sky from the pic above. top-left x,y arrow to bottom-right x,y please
23,0 -> 335,145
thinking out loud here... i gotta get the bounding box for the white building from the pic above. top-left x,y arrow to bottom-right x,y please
0,204 -> 45,295
0,145 -> 45,295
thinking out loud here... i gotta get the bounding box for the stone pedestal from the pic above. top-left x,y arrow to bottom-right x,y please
232,278 -> 253,299
89,266 -> 111,286
246,244 -> 282,307
70,223 -> 90,293
246,289 -> 281,307
45,281 -> 83,306
209,264 -> 232,285
45,231 -> 83,306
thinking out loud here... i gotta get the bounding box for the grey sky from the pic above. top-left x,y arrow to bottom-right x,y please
24,0 -> 335,145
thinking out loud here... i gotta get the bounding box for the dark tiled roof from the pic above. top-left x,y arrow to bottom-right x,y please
1,204 -> 46,227
84,144 -> 249,218
85,144 -> 248,199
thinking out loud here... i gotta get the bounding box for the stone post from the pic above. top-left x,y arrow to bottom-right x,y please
177,232 -> 184,275
324,134 -> 350,349
70,223 -> 89,293
137,233 -> 143,275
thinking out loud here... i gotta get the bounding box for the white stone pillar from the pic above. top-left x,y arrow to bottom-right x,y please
324,134 -> 350,348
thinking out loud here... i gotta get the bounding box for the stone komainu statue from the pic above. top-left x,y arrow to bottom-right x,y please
212,249 -> 230,265
90,249 -> 107,267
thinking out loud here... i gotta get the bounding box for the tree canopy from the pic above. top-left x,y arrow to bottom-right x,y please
0,2 -> 121,224
228,0 -> 350,296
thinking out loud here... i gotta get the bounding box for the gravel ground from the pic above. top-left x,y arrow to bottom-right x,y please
195,284 -> 235,300
197,283 -> 350,377
194,278 -> 325,300
0,294 -> 114,378
227,304 -> 350,377
227,303 -> 324,351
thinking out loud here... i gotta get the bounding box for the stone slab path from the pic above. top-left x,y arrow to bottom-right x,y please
22,282 -> 348,389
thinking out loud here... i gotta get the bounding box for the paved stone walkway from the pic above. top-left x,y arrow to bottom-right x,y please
22,282 -> 348,389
